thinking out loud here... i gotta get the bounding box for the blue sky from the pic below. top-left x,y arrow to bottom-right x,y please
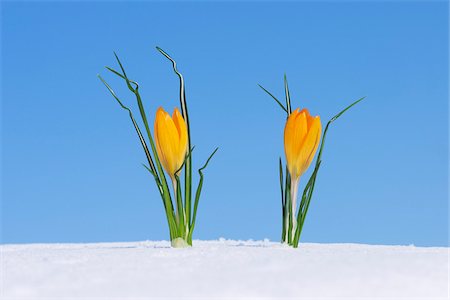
1,1 -> 448,246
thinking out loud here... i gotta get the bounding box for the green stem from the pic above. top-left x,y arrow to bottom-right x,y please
284,167 -> 291,244
290,176 -> 299,240
279,158 -> 286,242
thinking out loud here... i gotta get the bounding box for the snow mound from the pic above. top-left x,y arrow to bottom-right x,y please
2,240 -> 449,299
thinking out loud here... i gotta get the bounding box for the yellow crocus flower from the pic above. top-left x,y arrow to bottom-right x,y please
154,107 -> 188,179
284,108 -> 322,180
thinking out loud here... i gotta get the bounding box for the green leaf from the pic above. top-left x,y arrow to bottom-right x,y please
175,146 -> 195,175
98,75 -> 159,184
199,147 -> 219,172
284,74 -> 292,115
188,147 -> 218,241
142,163 -> 163,194
113,52 -> 136,93
258,84 -> 288,114
105,66 -> 139,88
330,96 -> 366,123
156,46 -> 193,231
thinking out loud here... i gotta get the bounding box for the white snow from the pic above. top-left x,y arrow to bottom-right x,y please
1,239 -> 449,299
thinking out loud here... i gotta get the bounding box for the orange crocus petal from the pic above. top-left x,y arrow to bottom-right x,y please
299,108 -> 314,129
297,116 -> 321,176
172,108 -> 188,167
284,108 -> 322,179
284,109 -> 299,178
154,107 -> 189,177
291,111 -> 308,160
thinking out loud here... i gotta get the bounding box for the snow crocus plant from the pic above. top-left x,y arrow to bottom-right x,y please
98,48 -> 218,248
259,76 -> 365,248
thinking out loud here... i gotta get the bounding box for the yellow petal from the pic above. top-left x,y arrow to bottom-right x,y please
284,109 -> 308,179
291,111 -> 308,156
298,116 -> 322,176
299,108 -> 314,130
154,108 -> 165,168
154,107 -> 181,176
172,108 -> 188,168
292,112 -> 308,178
284,109 -> 299,177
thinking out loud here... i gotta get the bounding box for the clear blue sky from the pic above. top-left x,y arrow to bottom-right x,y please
2,1 -> 448,246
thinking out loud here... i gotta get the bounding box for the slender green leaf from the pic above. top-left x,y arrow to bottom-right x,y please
155,47 -> 189,125
258,84 -> 288,114
284,74 -> 292,115
104,62 -> 160,178
330,96 -> 366,122
142,163 -> 162,191
188,147 -> 218,241
113,52 -> 135,93
105,66 -> 139,88
156,46 -> 193,230
142,163 -> 155,176
175,146 -> 195,175
98,75 -> 159,183
199,147 -> 219,172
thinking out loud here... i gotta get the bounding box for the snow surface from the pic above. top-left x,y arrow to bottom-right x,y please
1,239 -> 449,299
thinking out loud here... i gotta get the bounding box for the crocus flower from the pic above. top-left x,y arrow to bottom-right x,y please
154,107 -> 188,179
284,108 -> 321,236
284,108 -> 322,180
